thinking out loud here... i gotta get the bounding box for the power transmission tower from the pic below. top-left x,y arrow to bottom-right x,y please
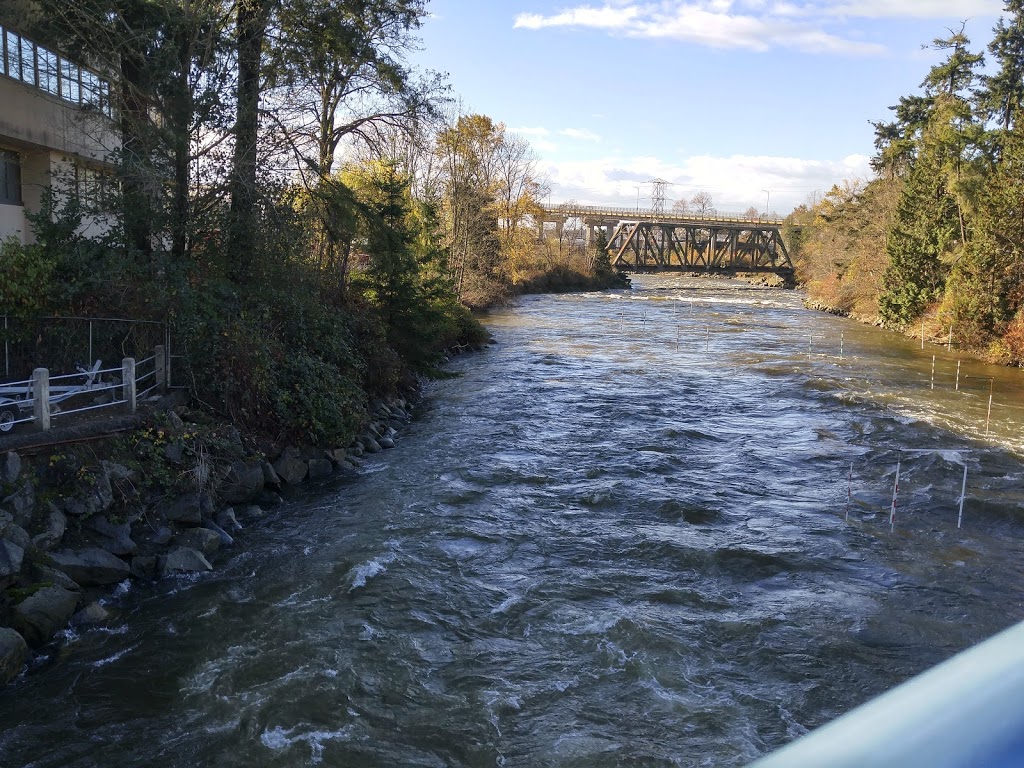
647,178 -> 672,217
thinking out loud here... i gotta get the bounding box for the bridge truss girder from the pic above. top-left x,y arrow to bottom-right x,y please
607,221 -> 793,274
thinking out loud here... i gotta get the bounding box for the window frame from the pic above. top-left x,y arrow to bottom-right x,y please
0,149 -> 23,206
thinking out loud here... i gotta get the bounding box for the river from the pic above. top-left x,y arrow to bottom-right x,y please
3,274 -> 1024,767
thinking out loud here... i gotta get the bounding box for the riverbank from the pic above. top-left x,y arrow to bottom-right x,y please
0,374 -> 439,684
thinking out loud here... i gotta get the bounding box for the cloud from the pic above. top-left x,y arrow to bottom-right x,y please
541,151 -> 871,213
560,128 -> 602,142
512,1 -> 999,55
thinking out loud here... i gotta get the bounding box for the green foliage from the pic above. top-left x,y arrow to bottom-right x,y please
0,238 -> 56,317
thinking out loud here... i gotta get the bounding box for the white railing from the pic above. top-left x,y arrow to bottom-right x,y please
746,618 -> 1024,767
0,345 -> 166,434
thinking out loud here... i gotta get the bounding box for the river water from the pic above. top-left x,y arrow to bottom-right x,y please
4,275 -> 1024,767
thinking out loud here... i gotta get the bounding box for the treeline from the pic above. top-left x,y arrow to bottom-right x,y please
791,2 -> 1024,364
0,0 -> 618,443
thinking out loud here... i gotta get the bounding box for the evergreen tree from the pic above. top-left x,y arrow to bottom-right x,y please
980,1 -> 1024,133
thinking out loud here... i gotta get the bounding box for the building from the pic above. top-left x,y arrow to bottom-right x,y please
0,20 -> 119,245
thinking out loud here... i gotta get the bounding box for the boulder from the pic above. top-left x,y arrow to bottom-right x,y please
31,504 -> 67,551
173,527 -> 221,558
378,436 -> 395,450
242,505 -> 266,521
348,442 -> 364,458
215,507 -> 241,532
85,515 -> 136,556
325,449 -> 347,467
220,460 -> 265,504
2,482 -> 34,527
165,492 -> 203,525
26,563 -> 80,592
148,526 -> 174,547
307,458 -> 333,480
1,519 -> 30,551
273,448 -> 307,485
0,451 -> 21,486
201,519 -> 233,547
336,460 -> 355,472
130,556 -> 157,580
0,627 -> 28,684
83,469 -> 114,516
360,435 -> 382,454
101,461 -> 134,483
73,602 -> 111,626
260,461 -> 282,490
11,585 -> 79,646
0,540 -> 25,590
167,410 -> 185,432
159,547 -> 212,577
49,548 -> 130,587
163,442 -> 184,464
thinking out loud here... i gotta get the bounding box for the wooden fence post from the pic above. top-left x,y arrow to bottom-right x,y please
122,357 -> 136,414
154,345 -> 166,393
32,367 -> 50,431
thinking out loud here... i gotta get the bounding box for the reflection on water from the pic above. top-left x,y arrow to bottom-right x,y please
3,275 -> 1024,768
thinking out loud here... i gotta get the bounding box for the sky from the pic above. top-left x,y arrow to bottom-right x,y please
412,0 -> 1007,215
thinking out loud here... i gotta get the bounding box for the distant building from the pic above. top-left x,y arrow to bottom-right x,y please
0,21 -> 119,245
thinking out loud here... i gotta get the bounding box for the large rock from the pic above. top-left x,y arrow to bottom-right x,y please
2,482 -> 34,527
31,504 -> 67,551
85,515 -> 136,557
378,436 -> 395,450
165,492 -> 203,525
159,547 -> 212,577
0,451 -> 21,486
26,563 -> 80,592
49,548 -> 130,586
307,458 -> 333,480
73,602 -> 111,626
0,627 -> 28,684
220,460 -> 265,504
173,527 -> 221,558
359,435 -> 382,454
261,461 -> 281,490
202,519 -> 234,547
273,448 -> 307,485
11,585 -> 79,646
130,556 -> 157,580
215,507 -> 241,532
0,512 -> 30,550
82,468 -> 114,516
0,539 -> 24,590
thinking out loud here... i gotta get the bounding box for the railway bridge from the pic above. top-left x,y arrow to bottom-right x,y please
538,204 -> 793,277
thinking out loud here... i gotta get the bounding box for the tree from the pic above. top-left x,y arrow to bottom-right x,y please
690,191 -> 715,217
743,205 -> 760,220
979,2 -> 1024,134
671,198 -> 691,216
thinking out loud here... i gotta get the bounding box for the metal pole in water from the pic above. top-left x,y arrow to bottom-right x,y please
846,461 -> 853,522
956,361 -> 961,391
931,355 -> 935,390
957,464 -> 968,529
839,331 -> 844,361
808,334 -> 813,360
986,379 -> 994,436
642,310 -> 646,335
619,311 -> 623,330
889,455 -> 901,532
921,320 -> 925,349
676,324 -> 680,352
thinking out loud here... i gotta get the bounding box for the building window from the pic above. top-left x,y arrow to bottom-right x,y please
75,164 -> 113,209
38,47 -> 58,95
17,36 -> 35,86
59,57 -> 79,103
0,150 -> 22,206
5,30 -> 20,80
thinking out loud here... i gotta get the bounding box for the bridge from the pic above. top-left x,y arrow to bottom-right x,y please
537,204 -> 793,277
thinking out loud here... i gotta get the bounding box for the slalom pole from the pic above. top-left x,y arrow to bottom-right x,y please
957,464 -> 968,529
839,331 -> 844,361
889,455 -> 901,532
931,355 -> 936,390
956,361 -> 961,391
846,461 -> 853,522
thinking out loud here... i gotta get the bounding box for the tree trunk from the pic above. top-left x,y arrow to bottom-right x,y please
227,0 -> 268,284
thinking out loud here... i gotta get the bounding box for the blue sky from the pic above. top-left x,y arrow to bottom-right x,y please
413,0 -> 1006,214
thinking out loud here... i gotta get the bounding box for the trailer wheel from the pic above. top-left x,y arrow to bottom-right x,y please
0,407 -> 16,433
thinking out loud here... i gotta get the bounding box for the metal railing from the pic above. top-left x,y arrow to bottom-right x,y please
747,618 -> 1024,767
539,203 -> 784,226
0,345 -> 167,434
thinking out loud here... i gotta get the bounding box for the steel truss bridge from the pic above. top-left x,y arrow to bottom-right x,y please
536,204 -> 793,277
606,220 -> 792,275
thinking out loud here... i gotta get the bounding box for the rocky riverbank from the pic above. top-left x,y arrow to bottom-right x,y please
0,388 -> 423,684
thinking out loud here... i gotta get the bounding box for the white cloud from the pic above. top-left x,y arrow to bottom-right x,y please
511,1 -> 999,55
541,151 -> 871,213
560,128 -> 603,142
